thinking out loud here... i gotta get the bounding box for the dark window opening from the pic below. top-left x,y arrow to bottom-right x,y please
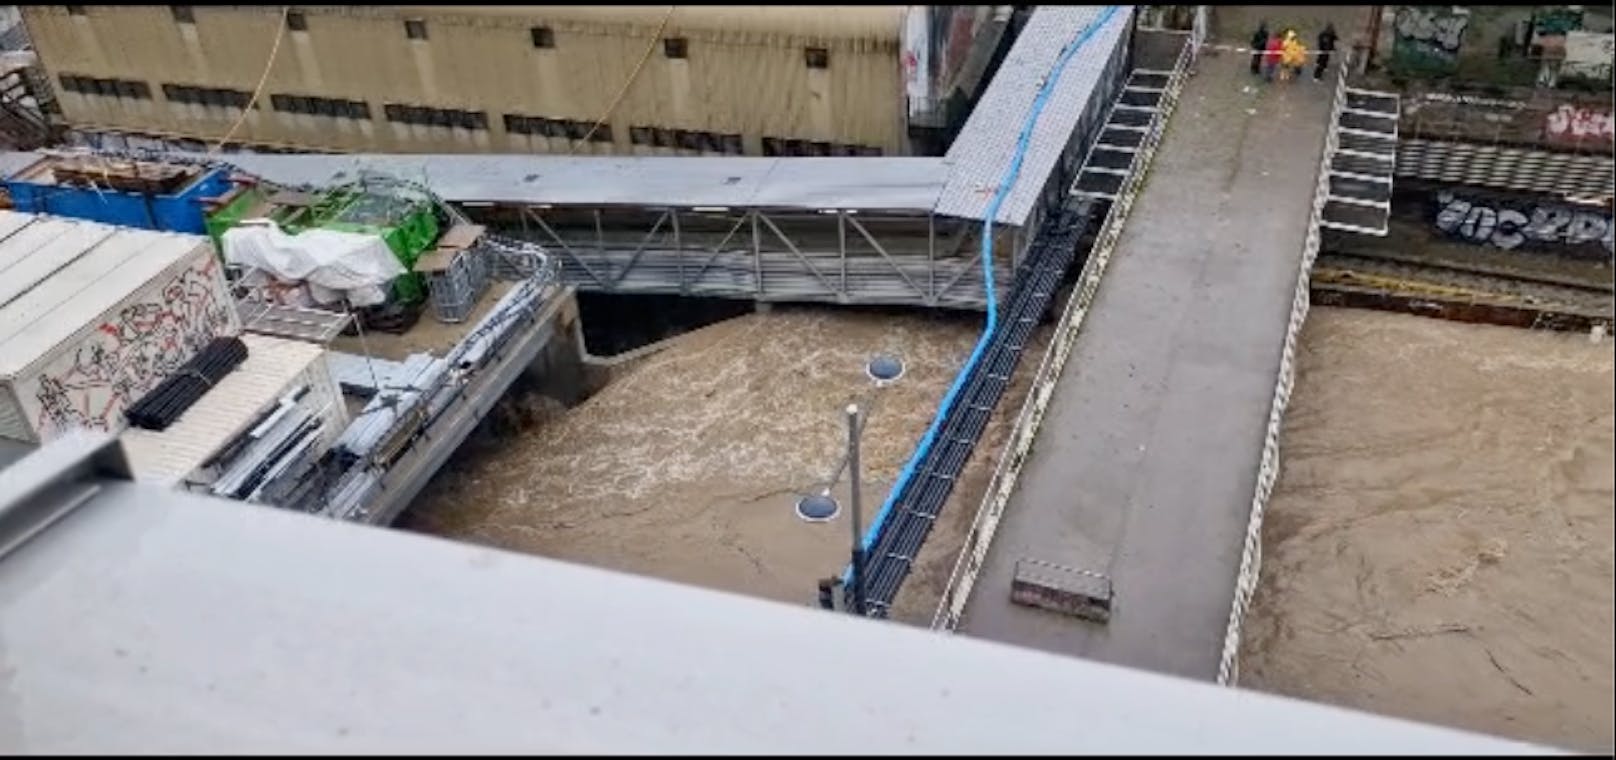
784,138 -> 807,156
530,26 -> 554,48
629,126 -> 653,145
287,10 -> 308,32
721,133 -> 744,155
651,128 -> 675,148
809,141 -> 831,156
404,19 -> 427,41
761,137 -> 782,157
171,6 -> 194,24
805,47 -> 829,69
587,122 -> 612,142
565,120 -> 591,140
65,6 -> 86,17
663,37 -> 687,59
676,130 -> 702,151
384,103 -> 405,122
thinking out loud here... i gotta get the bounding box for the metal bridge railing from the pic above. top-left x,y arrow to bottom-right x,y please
931,31 -> 1199,633
1214,48 -> 1354,687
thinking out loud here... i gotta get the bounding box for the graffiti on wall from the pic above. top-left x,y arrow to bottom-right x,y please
1433,190 -> 1616,257
30,256 -> 234,438
1392,6 -> 1470,73
1544,104 -> 1616,145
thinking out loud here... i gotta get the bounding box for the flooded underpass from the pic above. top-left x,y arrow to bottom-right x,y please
402,301 -> 1051,611
1238,307 -> 1615,752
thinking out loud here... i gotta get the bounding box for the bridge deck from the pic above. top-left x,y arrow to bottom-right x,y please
957,50 -> 1335,680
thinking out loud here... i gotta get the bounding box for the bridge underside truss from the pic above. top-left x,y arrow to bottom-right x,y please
464,205 -> 1026,310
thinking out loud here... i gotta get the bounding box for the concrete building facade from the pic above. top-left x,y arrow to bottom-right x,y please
22,5 -> 1004,157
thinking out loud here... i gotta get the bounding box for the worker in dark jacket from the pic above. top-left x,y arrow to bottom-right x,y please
1251,22 -> 1269,76
1315,23 -> 1339,81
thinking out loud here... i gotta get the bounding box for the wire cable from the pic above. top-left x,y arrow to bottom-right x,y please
211,5 -> 291,155
574,5 -> 676,151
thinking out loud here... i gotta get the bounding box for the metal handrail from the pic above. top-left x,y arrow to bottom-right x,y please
932,30 -> 1199,632
1215,47 -> 1354,686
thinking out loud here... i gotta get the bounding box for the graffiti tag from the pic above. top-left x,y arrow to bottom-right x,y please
1434,191 -> 1615,256
1545,104 -> 1616,143
1395,7 -> 1469,54
32,257 -> 234,438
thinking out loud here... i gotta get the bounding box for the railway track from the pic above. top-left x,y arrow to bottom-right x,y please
1312,250 -> 1613,332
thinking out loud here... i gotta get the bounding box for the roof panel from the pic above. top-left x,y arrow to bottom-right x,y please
934,6 -> 1131,225
174,153 -> 951,212
120,333 -> 326,485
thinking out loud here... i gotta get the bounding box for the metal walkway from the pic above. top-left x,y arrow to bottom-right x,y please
935,44 -> 1345,682
0,10 -> 1136,312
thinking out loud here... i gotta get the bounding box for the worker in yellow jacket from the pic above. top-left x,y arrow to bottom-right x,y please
1279,30 -> 1308,82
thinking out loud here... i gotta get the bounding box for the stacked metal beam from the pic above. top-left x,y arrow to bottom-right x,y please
204,384 -> 330,507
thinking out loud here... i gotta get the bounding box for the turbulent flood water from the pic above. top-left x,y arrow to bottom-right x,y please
1239,307 -> 1615,752
404,306 -> 1044,612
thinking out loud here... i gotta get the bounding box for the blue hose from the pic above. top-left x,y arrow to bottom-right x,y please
845,6 -> 1121,587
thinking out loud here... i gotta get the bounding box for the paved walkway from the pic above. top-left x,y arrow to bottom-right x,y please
957,49 -> 1335,681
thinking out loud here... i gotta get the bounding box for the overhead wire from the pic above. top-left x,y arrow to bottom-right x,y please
574,5 -> 677,151
211,5 -> 291,155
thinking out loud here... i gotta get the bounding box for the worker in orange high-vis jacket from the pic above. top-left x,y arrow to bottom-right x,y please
1280,30 -> 1308,82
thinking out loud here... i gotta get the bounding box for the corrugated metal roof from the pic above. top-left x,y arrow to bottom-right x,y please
173,153 -> 953,213
0,217 -> 117,308
0,150 -> 40,180
0,214 -> 205,377
120,333 -> 326,486
0,209 -> 38,242
933,6 -> 1131,226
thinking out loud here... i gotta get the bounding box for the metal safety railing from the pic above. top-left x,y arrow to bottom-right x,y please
1215,48 -> 1354,687
831,5 -> 1129,615
931,29 -> 1199,633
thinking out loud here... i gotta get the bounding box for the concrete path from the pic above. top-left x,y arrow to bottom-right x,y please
956,48 -> 1335,681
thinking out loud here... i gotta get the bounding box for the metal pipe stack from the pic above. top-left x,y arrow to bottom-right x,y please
125,337 -> 250,432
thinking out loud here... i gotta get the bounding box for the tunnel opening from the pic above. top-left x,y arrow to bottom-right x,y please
575,291 -> 758,358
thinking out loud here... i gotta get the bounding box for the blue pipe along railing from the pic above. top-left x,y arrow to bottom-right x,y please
840,5 -> 1123,605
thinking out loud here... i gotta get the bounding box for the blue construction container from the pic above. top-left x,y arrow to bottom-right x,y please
3,156 -> 232,235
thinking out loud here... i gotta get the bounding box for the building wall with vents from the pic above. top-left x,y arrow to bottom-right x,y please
21,5 -> 943,156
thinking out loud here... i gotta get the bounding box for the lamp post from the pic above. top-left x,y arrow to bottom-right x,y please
812,353 -> 905,615
846,402 -> 866,615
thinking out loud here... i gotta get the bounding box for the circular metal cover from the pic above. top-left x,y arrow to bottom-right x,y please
866,354 -> 905,384
795,493 -> 840,522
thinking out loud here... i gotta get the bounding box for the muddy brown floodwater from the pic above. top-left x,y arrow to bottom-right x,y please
405,306 -> 1048,613
1238,307 -> 1614,753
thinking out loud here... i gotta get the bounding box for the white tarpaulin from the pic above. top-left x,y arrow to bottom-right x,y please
222,220 -> 405,307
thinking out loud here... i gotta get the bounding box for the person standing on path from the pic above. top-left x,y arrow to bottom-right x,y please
1263,32 -> 1284,82
1315,23 -> 1339,81
1280,30 -> 1308,82
1251,22 -> 1270,76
